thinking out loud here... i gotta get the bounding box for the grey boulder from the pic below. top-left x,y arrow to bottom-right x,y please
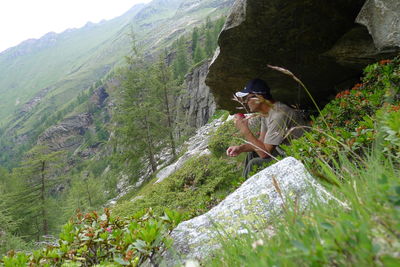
166,157 -> 344,263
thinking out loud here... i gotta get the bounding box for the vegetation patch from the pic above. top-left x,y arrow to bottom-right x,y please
112,154 -> 242,218
284,57 -> 400,174
1,209 -> 183,266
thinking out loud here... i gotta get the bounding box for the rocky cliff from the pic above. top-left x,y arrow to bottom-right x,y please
206,0 -> 400,112
38,113 -> 93,151
37,86 -> 110,154
174,60 -> 216,137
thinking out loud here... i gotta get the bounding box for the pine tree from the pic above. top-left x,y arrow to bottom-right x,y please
193,45 -> 206,64
205,29 -> 215,57
205,16 -> 212,29
113,38 -> 164,177
0,184 -> 27,254
173,37 -> 189,82
9,146 -> 65,240
155,54 -> 177,157
191,27 -> 199,58
63,173 -> 106,219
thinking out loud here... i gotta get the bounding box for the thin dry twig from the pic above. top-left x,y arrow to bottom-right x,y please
267,64 -> 330,131
232,94 -> 250,113
271,175 -> 287,212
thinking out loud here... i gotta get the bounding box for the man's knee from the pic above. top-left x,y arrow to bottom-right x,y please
248,157 -> 272,169
244,157 -> 273,178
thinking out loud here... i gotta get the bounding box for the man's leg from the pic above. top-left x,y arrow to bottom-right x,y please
243,152 -> 274,178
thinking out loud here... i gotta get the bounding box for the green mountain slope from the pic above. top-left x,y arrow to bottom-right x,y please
0,0 -> 232,129
0,4 -> 144,123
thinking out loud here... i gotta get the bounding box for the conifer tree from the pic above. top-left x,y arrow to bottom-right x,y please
113,37 -> 164,177
193,45 -> 206,64
0,184 -> 27,254
191,26 -> 199,57
9,145 -> 65,240
155,54 -> 177,157
63,173 -> 106,219
205,29 -> 214,57
173,37 -> 189,82
205,16 -> 212,29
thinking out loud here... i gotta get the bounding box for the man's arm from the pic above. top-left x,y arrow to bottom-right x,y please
228,116 -> 276,158
240,130 -> 275,158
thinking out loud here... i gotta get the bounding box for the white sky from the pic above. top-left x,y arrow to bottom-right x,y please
0,0 -> 152,53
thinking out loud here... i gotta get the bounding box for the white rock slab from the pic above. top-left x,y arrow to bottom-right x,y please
167,157 -> 343,263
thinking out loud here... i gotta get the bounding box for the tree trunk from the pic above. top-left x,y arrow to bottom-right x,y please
40,160 -> 48,236
160,62 -> 176,157
85,179 -> 93,207
144,116 -> 157,172
163,83 -> 176,157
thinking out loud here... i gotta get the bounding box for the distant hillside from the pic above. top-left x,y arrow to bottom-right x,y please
0,0 -> 232,130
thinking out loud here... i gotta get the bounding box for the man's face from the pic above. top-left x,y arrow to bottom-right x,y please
243,94 -> 262,112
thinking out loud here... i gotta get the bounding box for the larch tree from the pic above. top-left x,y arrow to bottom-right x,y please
154,53 -> 177,158
9,145 -> 65,241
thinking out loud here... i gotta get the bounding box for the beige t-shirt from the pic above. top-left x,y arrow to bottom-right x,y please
260,102 -> 306,146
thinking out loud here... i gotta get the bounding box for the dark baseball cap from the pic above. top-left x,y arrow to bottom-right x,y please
235,78 -> 271,99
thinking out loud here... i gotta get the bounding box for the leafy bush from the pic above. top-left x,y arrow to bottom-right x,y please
113,154 -> 242,218
208,120 -> 240,158
284,57 -> 400,170
379,105 -> 400,159
1,208 -> 183,266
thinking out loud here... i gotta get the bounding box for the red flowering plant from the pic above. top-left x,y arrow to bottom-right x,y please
283,56 -> 400,174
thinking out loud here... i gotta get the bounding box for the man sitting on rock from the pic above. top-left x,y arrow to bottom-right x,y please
226,78 -> 306,178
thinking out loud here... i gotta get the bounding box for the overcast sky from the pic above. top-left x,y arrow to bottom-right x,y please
0,0 -> 152,53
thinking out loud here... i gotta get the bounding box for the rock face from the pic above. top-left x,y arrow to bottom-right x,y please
356,0 -> 400,50
19,87 -> 53,116
155,116 -> 225,183
174,60 -> 216,136
167,157 -> 342,263
38,113 -> 92,151
206,0 -> 400,112
90,86 -> 109,107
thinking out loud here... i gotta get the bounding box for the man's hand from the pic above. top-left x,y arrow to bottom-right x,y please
234,114 -> 250,135
226,146 -> 241,157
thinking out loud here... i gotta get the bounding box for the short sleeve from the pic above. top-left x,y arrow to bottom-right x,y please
263,112 -> 287,145
260,118 -> 267,133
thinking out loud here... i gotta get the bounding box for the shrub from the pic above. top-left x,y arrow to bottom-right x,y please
112,154 -> 242,218
1,208 -> 183,266
284,57 -> 400,171
208,120 -> 240,158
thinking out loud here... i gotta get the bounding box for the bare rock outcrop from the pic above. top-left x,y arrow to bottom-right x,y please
38,113 -> 92,151
356,0 -> 400,50
174,60 -> 216,136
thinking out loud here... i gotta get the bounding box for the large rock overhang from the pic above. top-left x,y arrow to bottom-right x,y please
205,0 -> 395,112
